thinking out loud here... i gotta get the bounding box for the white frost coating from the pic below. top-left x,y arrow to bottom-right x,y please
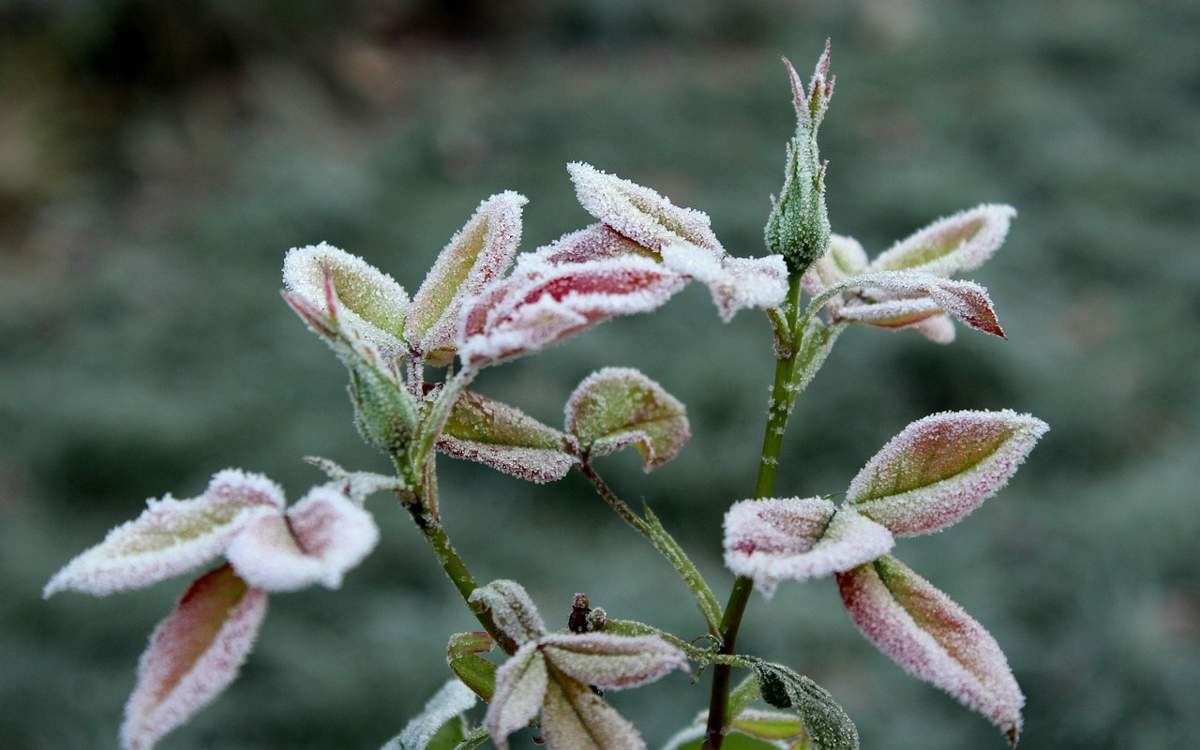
303,456 -> 407,504
539,632 -> 688,690
226,485 -> 380,592
437,436 -> 578,484
516,223 -> 650,275
660,243 -> 789,321
121,566 -> 268,750
723,498 -> 894,596
801,233 -> 868,300
660,723 -> 707,750
846,410 -> 1049,537
468,580 -> 547,646
282,242 -> 409,352
44,470 -> 285,598
567,162 -> 724,255
540,677 -> 647,750
380,679 -> 476,750
869,204 -> 1016,277
912,313 -> 957,344
484,642 -> 548,750
837,557 -> 1024,744
835,271 -> 1006,338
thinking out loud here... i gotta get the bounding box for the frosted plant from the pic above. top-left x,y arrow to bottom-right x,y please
45,40 -> 1048,750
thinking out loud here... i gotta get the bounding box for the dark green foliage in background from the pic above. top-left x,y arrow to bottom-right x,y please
2,1 -> 1198,748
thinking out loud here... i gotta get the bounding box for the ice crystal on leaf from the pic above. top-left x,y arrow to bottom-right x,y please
800,234 -> 867,300
408,192 -> 528,366
303,456 -> 407,503
565,367 -> 690,471
660,244 -> 789,322
380,679 -> 477,750
837,556 -> 1024,745
121,564 -> 267,750
835,271 -> 1006,339
516,223 -> 655,274
537,632 -> 688,689
723,497 -> 894,597
44,470 -> 284,597
846,410 -> 1049,536
750,660 -> 859,750
869,204 -> 1016,278
438,389 -> 578,483
469,579 -> 548,647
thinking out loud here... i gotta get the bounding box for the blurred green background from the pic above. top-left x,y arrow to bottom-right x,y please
3,1 -> 1198,748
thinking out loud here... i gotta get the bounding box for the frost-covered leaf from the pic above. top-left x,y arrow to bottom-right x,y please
381,679 -> 477,750
302,456 -> 407,503
484,642 -> 548,750
660,244 -> 789,322
438,390 -> 578,483
785,38 -> 835,130
540,675 -> 647,750
567,162 -> 724,255
349,359 -> 421,456
283,242 -> 409,353
869,205 -> 1016,278
731,709 -> 807,742
458,257 -> 686,366
408,192 -> 528,364
911,313 -> 957,345
539,632 -> 687,690
723,497 -> 893,596
447,631 -> 497,701
45,470 -> 284,598
801,234 -> 867,298
751,660 -> 859,750
565,367 -> 690,471
516,223 -> 655,274
121,564 -> 267,750
225,485 -> 379,592
836,556 -> 1023,745
846,410 -> 1048,536
469,580 -> 547,646
835,272 -> 1006,339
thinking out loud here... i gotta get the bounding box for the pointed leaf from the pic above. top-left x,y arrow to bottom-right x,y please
801,234 -> 867,298
121,564 -> 267,750
567,162 -> 724,255
837,556 -> 1023,744
660,244 -> 789,322
381,679 -> 477,750
869,205 -> 1016,277
911,313 -> 956,345
469,580 -> 547,646
565,367 -> 690,471
303,456 -> 408,502
723,498 -> 893,596
846,410 -> 1048,536
539,632 -> 687,690
751,660 -> 859,750
45,470 -> 284,597
438,390 -> 578,483
835,272 -> 1006,338
516,223 -> 655,273
283,242 -> 409,352
409,192 -> 528,364
225,485 -> 380,592
458,258 -> 686,366
484,642 -> 548,750
447,631 -> 498,701
540,675 -> 647,750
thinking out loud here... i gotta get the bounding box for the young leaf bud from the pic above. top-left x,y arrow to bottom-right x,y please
348,365 -> 419,457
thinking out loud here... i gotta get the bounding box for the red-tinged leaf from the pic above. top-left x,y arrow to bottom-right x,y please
660,243 -> 789,322
515,223 -> 655,274
468,580 -> 547,647
121,564 -> 267,750
538,632 -> 687,690
836,272 -> 1006,339
869,204 -> 1016,277
837,556 -> 1024,745
45,470 -> 284,598
567,161 -> 724,255
784,38 -> 835,129
458,257 -> 686,366
846,410 -> 1048,536
408,192 -> 528,364
723,497 -> 894,596
225,485 -> 379,592
484,642 -> 548,750
565,367 -> 690,471
540,675 -> 647,750
437,390 -> 578,483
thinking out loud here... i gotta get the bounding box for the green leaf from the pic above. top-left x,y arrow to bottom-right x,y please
642,506 -> 723,634
438,390 -> 577,483
349,365 -> 419,457
565,367 -> 690,471
447,631 -> 498,702
751,660 -> 859,750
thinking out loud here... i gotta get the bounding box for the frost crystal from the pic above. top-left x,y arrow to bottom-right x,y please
303,456 -> 407,503
836,271 -> 1006,339
846,410 -> 1049,536
660,243 -> 789,322
869,204 -> 1016,278
538,632 -> 688,690
723,497 -> 894,596
485,642 -> 549,750
539,677 -> 646,750
408,192 -> 528,365
515,223 -> 654,274
801,233 -> 868,301
121,564 -> 267,750
469,580 -> 547,646
564,367 -> 690,471
837,556 -> 1024,745
381,679 -> 476,750
567,162 -> 724,255
44,470 -> 284,598
438,389 -> 578,483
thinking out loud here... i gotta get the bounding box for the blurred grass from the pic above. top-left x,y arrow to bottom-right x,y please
2,1 -> 1198,748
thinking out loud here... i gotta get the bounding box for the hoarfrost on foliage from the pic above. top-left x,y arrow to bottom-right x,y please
380,679 -> 476,750
564,366 -> 690,471
539,677 -> 647,750
468,580 -> 547,646
516,223 -> 654,274
835,271 -> 1006,339
438,389 -> 578,483
485,642 -> 549,750
660,243 -> 789,322
303,456 -> 407,503
869,204 -> 1016,278
538,632 -> 688,690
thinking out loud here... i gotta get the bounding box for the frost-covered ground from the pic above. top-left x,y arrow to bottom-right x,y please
3,2 -> 1198,748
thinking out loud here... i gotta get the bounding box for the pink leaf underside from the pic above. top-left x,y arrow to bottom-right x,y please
567,161 -> 724,255
800,233 -> 868,298
468,579 -> 547,646
437,389 -> 578,483
540,676 -> 647,750
515,223 -> 654,274
225,485 -> 379,592
281,242 -> 409,352
408,191 -> 528,359
121,564 -> 268,750
837,556 -> 1023,744
457,257 -> 687,366
868,204 -> 1016,277
836,271 -> 1005,338
723,497 -> 894,597
44,470 -> 285,597
538,632 -> 687,690
846,410 -> 1048,536
660,243 -> 789,321
437,437 -> 577,484
485,642 -> 549,750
